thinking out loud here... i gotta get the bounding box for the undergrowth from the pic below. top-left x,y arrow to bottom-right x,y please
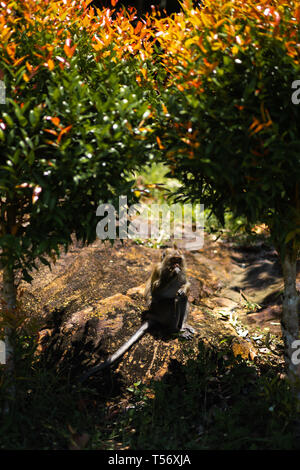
0,332 -> 298,450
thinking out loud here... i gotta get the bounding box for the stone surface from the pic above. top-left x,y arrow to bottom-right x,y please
3,235 -> 298,385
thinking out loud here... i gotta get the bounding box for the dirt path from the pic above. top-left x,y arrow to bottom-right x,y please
194,238 -> 285,335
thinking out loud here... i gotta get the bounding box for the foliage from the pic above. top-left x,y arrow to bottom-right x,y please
0,0 -> 156,280
152,0 -> 300,252
0,328 -> 103,449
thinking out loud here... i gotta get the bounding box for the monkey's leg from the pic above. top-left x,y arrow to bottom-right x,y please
176,292 -> 194,339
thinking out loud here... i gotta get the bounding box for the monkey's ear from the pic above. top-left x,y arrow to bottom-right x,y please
161,250 -> 167,259
172,242 -> 182,255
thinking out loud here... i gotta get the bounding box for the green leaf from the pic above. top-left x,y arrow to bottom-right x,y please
285,229 -> 300,244
29,108 -> 41,128
2,113 -> 14,127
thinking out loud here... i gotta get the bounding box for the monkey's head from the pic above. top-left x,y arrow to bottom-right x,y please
161,248 -> 185,275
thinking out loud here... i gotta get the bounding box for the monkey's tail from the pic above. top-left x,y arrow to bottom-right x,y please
79,321 -> 150,383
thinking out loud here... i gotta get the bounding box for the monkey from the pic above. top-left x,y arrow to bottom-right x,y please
144,248 -> 194,337
79,248 -> 194,383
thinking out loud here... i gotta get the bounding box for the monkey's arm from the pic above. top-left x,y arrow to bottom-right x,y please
152,277 -> 190,301
144,264 -> 161,306
79,321 -> 150,383
178,280 -> 190,297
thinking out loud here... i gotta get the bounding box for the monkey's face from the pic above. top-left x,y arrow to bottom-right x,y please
161,249 -> 184,276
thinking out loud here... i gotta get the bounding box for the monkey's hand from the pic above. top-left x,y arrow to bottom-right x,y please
177,288 -> 188,299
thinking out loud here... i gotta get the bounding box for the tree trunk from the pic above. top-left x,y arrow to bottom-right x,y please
281,250 -> 300,399
2,265 -> 16,403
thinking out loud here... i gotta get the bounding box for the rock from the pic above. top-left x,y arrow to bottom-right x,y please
231,338 -> 257,361
10,235 -> 289,384
212,297 -> 239,309
127,284 -> 146,298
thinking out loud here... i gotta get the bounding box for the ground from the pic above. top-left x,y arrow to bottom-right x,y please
16,231 -> 296,387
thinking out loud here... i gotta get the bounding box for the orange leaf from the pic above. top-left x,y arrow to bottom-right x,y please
47,58 -> 55,71
64,39 -> 76,59
51,117 -> 60,127
156,136 -> 165,150
251,123 -> 264,135
57,125 -> 73,143
141,68 -> 147,79
214,18 -> 227,28
134,21 -> 143,35
111,0 -> 119,6
162,103 -> 168,115
6,44 -> 16,59
249,117 -> 259,131
26,61 -> 33,72
44,128 -> 58,136
13,56 -> 26,67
